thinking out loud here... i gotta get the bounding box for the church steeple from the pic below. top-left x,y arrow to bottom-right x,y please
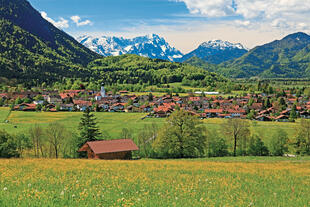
100,85 -> 106,97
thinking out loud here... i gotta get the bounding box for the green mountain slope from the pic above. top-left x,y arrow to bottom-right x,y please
183,57 -> 219,72
0,0 -> 100,84
221,32 -> 310,78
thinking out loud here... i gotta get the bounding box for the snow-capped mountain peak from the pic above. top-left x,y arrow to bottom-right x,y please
178,39 -> 248,64
77,34 -> 183,61
200,40 -> 247,50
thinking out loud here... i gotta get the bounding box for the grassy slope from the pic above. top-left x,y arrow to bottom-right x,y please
0,158 -> 309,206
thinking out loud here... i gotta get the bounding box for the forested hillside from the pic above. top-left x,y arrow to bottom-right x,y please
88,55 -> 226,86
0,0 -> 99,85
220,32 -> 310,78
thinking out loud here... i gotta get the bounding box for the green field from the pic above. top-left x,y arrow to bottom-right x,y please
0,107 -> 299,146
0,158 -> 309,206
0,108 -> 10,123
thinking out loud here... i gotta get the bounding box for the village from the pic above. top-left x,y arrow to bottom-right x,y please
1,86 -> 310,122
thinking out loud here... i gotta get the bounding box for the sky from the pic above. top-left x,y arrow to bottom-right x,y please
29,0 -> 310,53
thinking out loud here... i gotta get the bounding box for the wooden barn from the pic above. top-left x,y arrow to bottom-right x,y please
78,139 -> 139,160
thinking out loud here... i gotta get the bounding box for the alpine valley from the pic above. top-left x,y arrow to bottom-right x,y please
1,0 -> 310,87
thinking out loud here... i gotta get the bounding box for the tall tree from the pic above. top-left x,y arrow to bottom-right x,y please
78,108 -> 101,147
223,119 -> 250,156
153,109 -> 206,158
46,123 -> 67,158
294,119 -> 310,155
270,129 -> 289,156
29,125 -> 45,158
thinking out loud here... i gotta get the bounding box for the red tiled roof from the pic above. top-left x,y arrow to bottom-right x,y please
60,93 -> 76,99
189,97 -> 200,101
227,109 -> 246,114
275,115 -> 289,120
73,100 -> 92,106
79,139 -> 139,154
153,106 -> 172,113
204,109 -> 223,113
218,114 -> 231,117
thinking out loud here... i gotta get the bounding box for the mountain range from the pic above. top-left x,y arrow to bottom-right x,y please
77,34 -> 183,61
78,35 -> 248,64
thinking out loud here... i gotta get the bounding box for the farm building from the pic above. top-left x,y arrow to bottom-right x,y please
78,139 -> 139,160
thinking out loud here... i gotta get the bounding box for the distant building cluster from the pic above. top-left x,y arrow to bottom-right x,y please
1,88 -> 310,122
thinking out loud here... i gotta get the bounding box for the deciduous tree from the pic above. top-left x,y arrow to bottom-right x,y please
222,119 -> 250,156
153,110 -> 206,158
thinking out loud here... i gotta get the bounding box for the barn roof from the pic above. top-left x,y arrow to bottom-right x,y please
78,139 -> 139,154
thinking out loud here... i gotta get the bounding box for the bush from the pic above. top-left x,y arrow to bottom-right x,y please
248,135 -> 269,156
0,130 -> 19,158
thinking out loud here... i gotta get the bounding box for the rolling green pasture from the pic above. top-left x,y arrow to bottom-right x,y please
0,107 -> 299,145
0,158 -> 309,206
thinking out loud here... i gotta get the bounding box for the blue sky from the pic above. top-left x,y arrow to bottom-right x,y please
29,0 -> 310,53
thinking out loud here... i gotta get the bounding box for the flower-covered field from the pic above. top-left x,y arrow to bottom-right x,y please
0,158 -> 310,206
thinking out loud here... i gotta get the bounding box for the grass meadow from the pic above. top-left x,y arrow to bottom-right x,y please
0,158 -> 309,206
0,107 -> 300,148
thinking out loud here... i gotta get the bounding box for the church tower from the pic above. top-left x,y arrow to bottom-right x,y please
100,85 -> 106,97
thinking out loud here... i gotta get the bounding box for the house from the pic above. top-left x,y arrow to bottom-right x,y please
275,115 -> 289,122
47,95 -> 62,104
78,139 -> 139,159
110,103 -> 126,112
153,106 -> 173,117
73,100 -> 92,111
60,104 -> 74,111
15,103 -> 37,111
204,109 -> 223,118
227,109 -> 246,118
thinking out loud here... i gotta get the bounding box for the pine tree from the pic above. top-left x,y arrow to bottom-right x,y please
78,108 -> 101,148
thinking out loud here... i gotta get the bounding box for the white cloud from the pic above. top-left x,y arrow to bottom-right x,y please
235,20 -> 251,27
70,16 -> 92,27
175,0 -> 234,17
41,11 -> 69,29
175,0 -> 310,31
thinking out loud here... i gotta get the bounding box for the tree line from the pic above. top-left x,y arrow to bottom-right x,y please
1,109 -> 310,158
